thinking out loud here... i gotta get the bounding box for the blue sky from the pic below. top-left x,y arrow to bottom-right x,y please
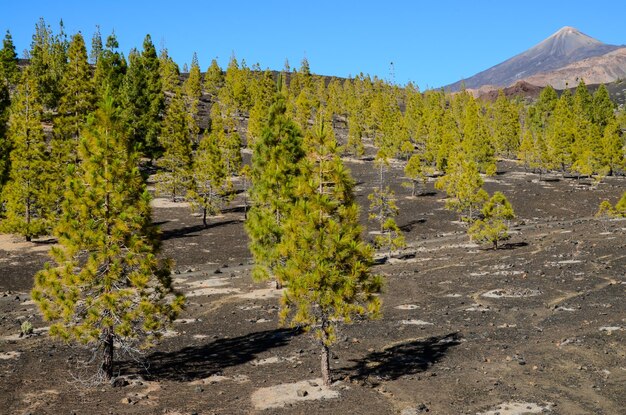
2,0 -> 625,88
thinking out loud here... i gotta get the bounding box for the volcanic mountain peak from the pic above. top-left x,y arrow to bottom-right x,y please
444,26 -> 620,91
531,26 -> 604,57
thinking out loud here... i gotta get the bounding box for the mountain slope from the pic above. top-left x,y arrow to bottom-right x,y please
445,26 -> 620,91
523,47 -> 626,89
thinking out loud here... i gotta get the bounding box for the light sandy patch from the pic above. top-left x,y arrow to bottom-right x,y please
0,234 -> 55,253
162,330 -> 179,338
401,319 -> 433,326
465,304 -> 491,312
482,289 -> 541,298
187,287 -> 241,297
190,374 -> 249,385
599,326 -> 622,333
192,334 -> 210,339
0,351 -> 21,360
251,378 -> 339,410
185,278 -> 231,288
150,198 -> 190,208
342,157 -> 366,164
479,401 -> 551,414
236,288 -> 284,300
445,294 -> 463,298
395,304 -> 419,310
174,318 -> 199,324
250,355 -> 298,366
0,326 -> 49,341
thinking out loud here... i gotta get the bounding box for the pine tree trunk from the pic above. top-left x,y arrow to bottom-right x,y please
321,342 -> 331,386
203,206 -> 208,228
102,328 -> 114,380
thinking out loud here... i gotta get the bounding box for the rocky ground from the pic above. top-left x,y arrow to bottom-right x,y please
1,158 -> 625,415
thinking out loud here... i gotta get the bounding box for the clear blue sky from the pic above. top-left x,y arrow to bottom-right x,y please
2,0 -> 625,88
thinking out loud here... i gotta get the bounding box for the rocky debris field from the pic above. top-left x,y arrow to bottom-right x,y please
1,159 -> 625,415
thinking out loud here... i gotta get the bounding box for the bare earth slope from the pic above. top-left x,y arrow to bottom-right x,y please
1,156 -> 625,414
523,47 -> 626,89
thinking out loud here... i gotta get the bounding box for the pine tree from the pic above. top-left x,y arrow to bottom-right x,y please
0,68 -> 53,240
615,192 -> 626,216
53,33 -> 95,166
189,130 -> 231,227
31,95 -> 184,381
158,48 -> 180,94
140,35 -> 164,159
518,128 -> 548,177
490,90 -> 520,158
277,120 -> 382,386
462,96 -> 496,175
592,84 -> 615,129
468,191 -> 515,249
245,95 -> 305,284
546,90 -> 575,172
0,80 -> 10,194
183,52 -> 202,141
154,89 -> 193,201
435,151 -> 488,221
404,153 -> 432,196
29,18 -> 68,110
204,58 -> 223,99
600,119 -> 624,176
211,104 -> 242,177
89,26 -> 103,65
93,33 -> 127,103
368,186 -> 405,254
0,30 -> 20,87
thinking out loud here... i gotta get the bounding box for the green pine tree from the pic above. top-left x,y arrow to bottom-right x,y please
0,67 -> 53,240
53,32 -> 95,166
0,30 -> 20,87
203,58 -> 224,99
600,119 -> 625,176
89,25 -> 103,65
468,191 -> 515,249
29,18 -> 68,110
140,34 -> 164,159
368,186 -> 405,254
154,89 -> 194,201
189,130 -> 232,227
245,95 -> 305,285
435,150 -> 488,221
93,33 -> 127,103
277,120 -> 383,386
31,95 -> 184,381
158,48 -> 180,94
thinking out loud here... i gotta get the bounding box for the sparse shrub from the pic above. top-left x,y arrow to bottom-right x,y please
468,192 -> 515,249
20,320 -> 33,336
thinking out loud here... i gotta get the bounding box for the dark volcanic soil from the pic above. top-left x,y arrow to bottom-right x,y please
1,158 -> 625,415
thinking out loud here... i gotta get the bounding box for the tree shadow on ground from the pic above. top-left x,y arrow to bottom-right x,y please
122,328 -> 300,381
500,241 -> 529,250
339,332 -> 462,382
161,220 -> 239,240
399,218 -> 426,232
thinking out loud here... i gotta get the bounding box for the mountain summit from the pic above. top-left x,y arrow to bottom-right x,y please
445,26 -> 620,91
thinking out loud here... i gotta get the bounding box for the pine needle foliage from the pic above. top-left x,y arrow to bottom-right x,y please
155,88 -> 193,201
468,191 -> 515,249
0,67 -> 53,240
189,130 -> 232,227
368,186 -> 405,254
245,94 -> 305,283
278,119 -> 383,386
31,95 -> 184,380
